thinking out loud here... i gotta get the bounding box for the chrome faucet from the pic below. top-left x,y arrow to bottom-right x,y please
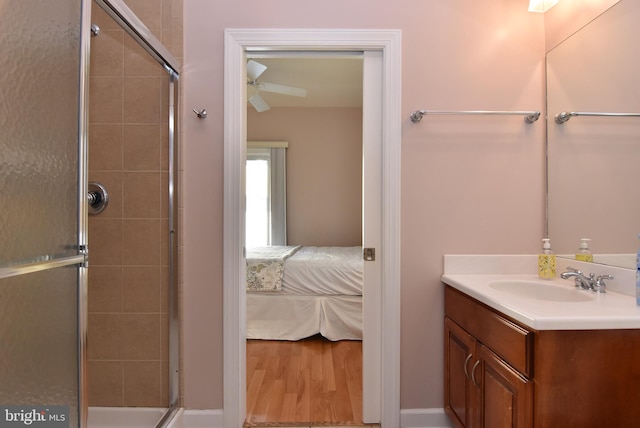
560,267 -> 594,289
593,274 -> 614,293
560,267 -> 613,293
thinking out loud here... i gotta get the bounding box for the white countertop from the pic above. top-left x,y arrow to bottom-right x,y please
442,255 -> 640,330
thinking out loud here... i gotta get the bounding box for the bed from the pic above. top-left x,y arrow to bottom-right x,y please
246,246 -> 363,341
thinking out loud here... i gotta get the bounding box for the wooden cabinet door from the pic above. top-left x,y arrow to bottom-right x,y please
444,318 -> 477,428
476,345 -> 532,428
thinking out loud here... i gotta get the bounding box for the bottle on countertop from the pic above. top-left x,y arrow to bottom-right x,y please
636,234 -> 640,306
538,238 -> 556,280
575,238 -> 593,262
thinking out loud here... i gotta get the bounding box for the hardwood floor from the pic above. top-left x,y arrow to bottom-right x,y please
245,335 -> 371,427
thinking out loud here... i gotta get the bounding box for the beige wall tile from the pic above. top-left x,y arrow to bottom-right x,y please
123,172 -> 161,218
125,0 -> 162,35
121,313 -> 161,360
170,0 -> 182,21
170,17 -> 183,58
161,314 -> 169,360
88,313 -> 122,360
161,360 -> 169,405
88,219 -> 123,265
123,219 -> 161,265
89,124 -> 123,171
123,361 -> 162,407
88,266 -> 123,313
88,361 -> 124,406
90,30 -> 124,77
161,0 -> 171,30
124,77 -> 162,124
161,266 -> 169,311
123,124 -> 161,171
90,77 -> 123,124
123,266 -> 161,313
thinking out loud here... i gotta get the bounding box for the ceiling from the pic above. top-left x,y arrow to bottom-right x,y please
246,56 -> 364,109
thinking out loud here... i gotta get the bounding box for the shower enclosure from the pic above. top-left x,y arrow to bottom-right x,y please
0,0 -> 180,427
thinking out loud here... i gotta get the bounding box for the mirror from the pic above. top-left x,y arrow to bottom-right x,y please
547,0 -> 639,269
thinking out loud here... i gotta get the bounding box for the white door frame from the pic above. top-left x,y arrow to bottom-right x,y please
223,28 -> 401,428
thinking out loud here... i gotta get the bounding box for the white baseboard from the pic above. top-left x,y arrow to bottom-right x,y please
168,409 -> 223,428
400,408 -> 453,428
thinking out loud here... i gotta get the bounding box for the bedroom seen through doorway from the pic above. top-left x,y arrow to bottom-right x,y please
244,53 -> 367,426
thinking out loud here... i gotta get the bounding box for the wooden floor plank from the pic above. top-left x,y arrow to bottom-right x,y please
264,379 -> 286,423
295,366 -> 311,421
246,369 -> 266,418
280,392 -> 298,421
245,336 -> 364,427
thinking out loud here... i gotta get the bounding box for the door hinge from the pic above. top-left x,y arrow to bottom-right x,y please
363,247 -> 375,261
79,244 -> 89,268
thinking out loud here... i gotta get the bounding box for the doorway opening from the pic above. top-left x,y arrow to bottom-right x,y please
244,53 -> 364,426
223,29 -> 402,428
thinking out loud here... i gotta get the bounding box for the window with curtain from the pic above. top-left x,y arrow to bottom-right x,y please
246,142 -> 287,247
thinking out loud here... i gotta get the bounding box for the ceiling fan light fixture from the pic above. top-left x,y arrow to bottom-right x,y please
246,59 -> 308,112
528,0 -> 559,13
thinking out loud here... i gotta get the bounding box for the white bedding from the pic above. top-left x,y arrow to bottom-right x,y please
246,245 -> 364,341
282,246 -> 363,295
246,245 -> 300,292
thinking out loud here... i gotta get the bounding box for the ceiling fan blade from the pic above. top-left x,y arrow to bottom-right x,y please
248,93 -> 270,112
259,82 -> 308,98
246,60 -> 267,81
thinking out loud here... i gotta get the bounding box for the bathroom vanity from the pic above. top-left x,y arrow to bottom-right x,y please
442,265 -> 640,428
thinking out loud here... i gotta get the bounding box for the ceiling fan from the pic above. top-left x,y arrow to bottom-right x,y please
246,60 -> 308,112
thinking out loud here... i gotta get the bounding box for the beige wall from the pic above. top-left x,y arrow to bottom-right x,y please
248,107 -> 363,247
180,0 -> 625,412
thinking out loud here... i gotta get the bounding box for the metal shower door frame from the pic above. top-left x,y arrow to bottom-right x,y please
2,1 -> 180,425
0,0 -> 92,426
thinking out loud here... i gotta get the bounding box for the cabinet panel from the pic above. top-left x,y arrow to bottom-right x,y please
479,345 -> 532,428
534,329 -> 640,427
444,318 -> 476,428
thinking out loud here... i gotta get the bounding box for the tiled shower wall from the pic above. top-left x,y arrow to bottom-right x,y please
86,1 -> 182,407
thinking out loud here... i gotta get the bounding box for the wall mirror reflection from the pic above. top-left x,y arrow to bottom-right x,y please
546,0 -> 639,269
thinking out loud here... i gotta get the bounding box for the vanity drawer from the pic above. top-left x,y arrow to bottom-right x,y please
445,285 -> 533,376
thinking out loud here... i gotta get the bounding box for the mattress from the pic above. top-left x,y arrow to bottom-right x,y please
281,246 -> 363,296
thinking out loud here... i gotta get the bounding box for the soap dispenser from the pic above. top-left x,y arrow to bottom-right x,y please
575,238 -> 593,262
538,238 -> 556,280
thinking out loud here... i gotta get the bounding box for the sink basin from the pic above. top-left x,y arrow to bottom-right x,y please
488,280 -> 595,302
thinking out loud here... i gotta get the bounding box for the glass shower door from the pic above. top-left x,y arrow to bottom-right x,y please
0,1 -> 89,427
